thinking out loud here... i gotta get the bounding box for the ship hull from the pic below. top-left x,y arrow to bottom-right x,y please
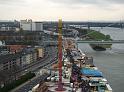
90,44 -> 112,51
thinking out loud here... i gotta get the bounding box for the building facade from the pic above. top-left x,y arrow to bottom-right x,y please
0,46 -> 45,87
0,20 -> 20,31
20,19 -> 43,31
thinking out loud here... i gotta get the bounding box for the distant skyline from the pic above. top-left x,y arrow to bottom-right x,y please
0,0 -> 124,21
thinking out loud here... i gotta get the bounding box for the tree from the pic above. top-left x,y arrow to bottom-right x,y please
105,35 -> 111,40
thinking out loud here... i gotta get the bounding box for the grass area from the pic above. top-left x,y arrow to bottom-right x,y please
87,30 -> 112,49
87,30 -> 112,41
0,72 -> 35,92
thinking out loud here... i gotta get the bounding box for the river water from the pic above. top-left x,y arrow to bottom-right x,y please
78,27 -> 124,92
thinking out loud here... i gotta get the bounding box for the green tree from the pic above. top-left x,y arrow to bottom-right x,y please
105,35 -> 111,40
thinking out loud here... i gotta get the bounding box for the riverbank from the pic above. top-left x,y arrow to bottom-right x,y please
78,27 -> 124,92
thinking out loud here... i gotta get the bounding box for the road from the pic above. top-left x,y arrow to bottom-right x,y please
16,46 -> 57,75
12,74 -> 50,92
11,46 -> 58,92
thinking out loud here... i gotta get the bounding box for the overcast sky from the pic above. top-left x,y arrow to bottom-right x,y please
0,0 -> 124,21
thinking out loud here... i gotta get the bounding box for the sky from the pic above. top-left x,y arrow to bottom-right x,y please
0,0 -> 124,21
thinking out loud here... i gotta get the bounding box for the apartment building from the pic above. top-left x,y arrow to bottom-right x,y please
20,19 -> 43,31
0,46 -> 45,87
0,20 -> 20,31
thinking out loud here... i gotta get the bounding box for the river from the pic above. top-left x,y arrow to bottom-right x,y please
78,27 -> 124,92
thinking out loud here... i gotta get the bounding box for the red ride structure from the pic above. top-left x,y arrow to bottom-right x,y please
55,19 -> 66,91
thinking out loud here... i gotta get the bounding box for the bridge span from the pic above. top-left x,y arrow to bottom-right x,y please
77,40 -> 124,44
43,40 -> 124,46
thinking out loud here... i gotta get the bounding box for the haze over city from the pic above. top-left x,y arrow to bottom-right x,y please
0,0 -> 124,21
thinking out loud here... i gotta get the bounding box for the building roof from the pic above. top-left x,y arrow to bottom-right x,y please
80,68 -> 103,77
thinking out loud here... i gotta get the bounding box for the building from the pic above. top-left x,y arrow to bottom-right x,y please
32,22 -> 43,31
20,19 -> 43,31
0,45 -> 26,55
0,53 -> 23,86
0,46 -> 45,71
0,45 -> 45,87
0,20 -> 20,31
0,53 -> 22,71
0,31 -> 45,46
0,46 -> 9,55
8,45 -> 26,54
20,48 -> 38,67
37,48 -> 44,58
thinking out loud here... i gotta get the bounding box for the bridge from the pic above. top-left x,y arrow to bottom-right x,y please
77,40 -> 124,44
43,40 -> 124,46
44,21 -> 124,28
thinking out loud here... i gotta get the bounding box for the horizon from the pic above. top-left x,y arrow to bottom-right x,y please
0,18 -> 123,22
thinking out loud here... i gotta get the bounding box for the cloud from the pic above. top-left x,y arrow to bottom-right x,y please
0,0 -> 24,3
47,0 -> 99,5
0,0 -> 123,21
47,0 -> 124,5
45,0 -> 124,12
0,0 -> 26,6
108,0 -> 124,4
